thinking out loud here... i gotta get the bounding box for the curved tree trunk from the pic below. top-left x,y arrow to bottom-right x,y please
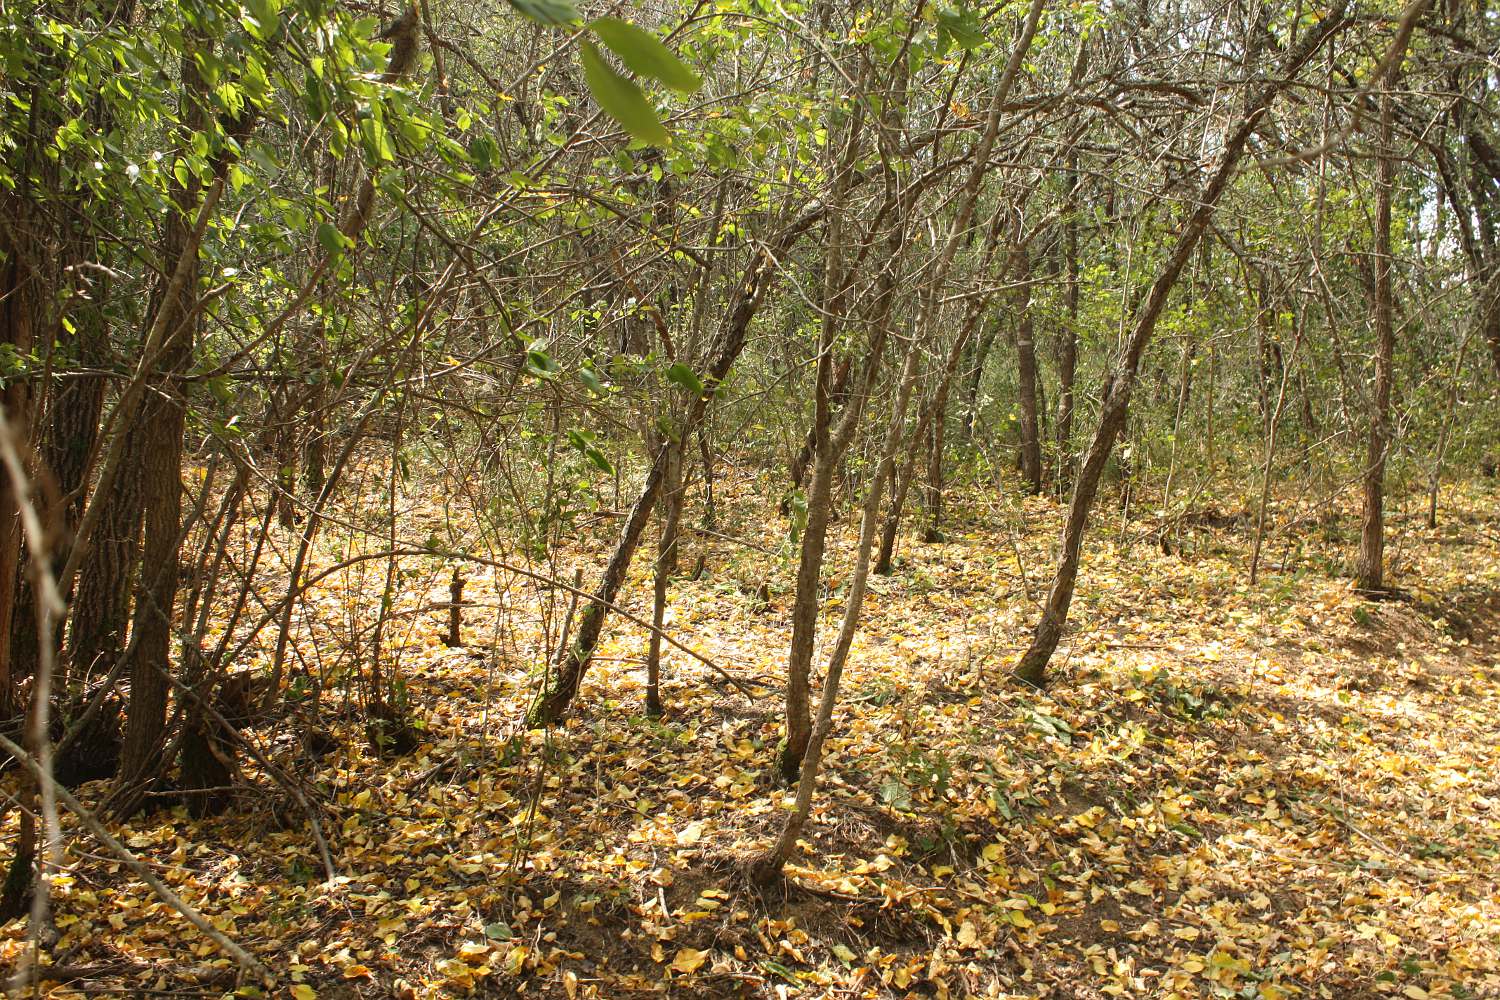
1014,0 -> 1351,685
754,317 -> 924,883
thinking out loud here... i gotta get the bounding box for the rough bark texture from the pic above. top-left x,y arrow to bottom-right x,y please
785,356 -> 852,505
777,118 -> 864,777
0,238 -> 33,720
778,436 -> 836,779
67,432 -> 144,687
113,31 -> 211,807
0,76 -> 46,715
755,324 -> 924,882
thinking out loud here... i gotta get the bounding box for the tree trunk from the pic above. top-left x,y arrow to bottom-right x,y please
902,216 -> 1007,552
0,77 -> 48,716
1014,244 -> 1043,493
785,356 -> 852,506
645,437 -> 683,718
754,300 -> 925,883
66,432 -> 144,689
960,321 -> 1000,442
875,426 -> 922,574
1013,0 -> 1349,685
779,107 -> 867,777
921,387 -> 950,540
0,242 -> 33,720
778,432 -> 837,780
1356,92 -> 1397,593
112,276 -> 195,808
112,30 -> 213,808
1055,159 -> 1080,482
528,204 -> 827,726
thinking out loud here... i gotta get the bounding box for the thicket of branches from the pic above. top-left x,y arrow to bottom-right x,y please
1,0 -> 1498,958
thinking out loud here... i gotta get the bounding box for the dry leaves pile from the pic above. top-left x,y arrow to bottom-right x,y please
3,476 -> 1498,999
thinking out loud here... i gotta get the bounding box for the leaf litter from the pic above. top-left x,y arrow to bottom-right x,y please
3,475 -> 1498,999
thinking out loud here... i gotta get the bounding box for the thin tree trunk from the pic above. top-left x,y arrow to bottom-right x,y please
886,211 -> 1006,562
1357,92 -> 1397,593
1014,243 -> 1043,493
874,441 -> 921,574
782,0 -> 1045,776
1055,158 -> 1080,482
921,385 -> 951,539
786,356 -> 852,505
1427,329 -> 1473,528
645,437 -> 683,718
753,304 -> 925,883
779,428 -> 837,780
528,203 -> 828,726
960,321 -> 1000,442
1250,307 -> 1304,583
1160,338 -> 1196,518
778,108 -> 867,778
1013,0 -> 1349,685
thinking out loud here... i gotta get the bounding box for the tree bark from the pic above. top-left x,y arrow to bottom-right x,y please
1014,242 -> 1043,493
1356,92 -> 1397,593
645,436 -> 683,718
112,37 -> 210,804
1055,159 -> 1080,482
66,425 -> 144,692
111,297 -> 192,807
920,382 -> 951,539
778,111 -> 867,779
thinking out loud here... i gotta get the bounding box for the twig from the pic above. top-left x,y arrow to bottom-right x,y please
0,404 -> 68,990
0,732 -> 271,982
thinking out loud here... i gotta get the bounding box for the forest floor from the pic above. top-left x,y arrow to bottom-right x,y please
3,475 -> 1499,999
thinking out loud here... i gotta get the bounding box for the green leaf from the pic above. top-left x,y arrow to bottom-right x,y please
578,364 -> 606,395
508,0 -> 579,25
879,778 -> 912,811
468,134 -> 498,169
665,362 -> 704,396
244,0 -> 280,40
567,429 -> 614,474
580,40 -> 668,145
526,347 -> 559,378
589,18 -> 702,93
936,6 -> 985,50
316,221 -> 344,256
